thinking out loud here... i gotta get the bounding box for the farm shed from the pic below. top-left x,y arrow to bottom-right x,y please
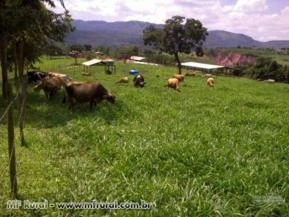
126,56 -> 158,66
181,61 -> 226,73
82,58 -> 116,74
130,56 -> 146,61
95,51 -> 104,56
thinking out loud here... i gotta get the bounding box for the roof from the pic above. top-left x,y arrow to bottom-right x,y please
181,62 -> 225,70
127,60 -> 159,66
82,58 -> 115,66
95,51 -> 104,55
130,56 -> 146,61
82,59 -> 102,66
102,58 -> 114,63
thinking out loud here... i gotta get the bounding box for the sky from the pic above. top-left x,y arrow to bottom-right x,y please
53,0 -> 289,41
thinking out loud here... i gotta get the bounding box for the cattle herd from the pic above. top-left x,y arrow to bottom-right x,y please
28,70 -> 215,110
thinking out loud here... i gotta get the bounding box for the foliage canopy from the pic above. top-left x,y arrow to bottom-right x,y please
143,16 -> 208,73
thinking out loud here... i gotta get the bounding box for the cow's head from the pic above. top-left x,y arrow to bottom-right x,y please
139,81 -> 145,87
103,93 -> 116,104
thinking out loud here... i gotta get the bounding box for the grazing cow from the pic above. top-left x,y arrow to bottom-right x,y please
64,81 -> 115,110
116,76 -> 129,84
185,72 -> 196,77
27,70 -> 48,83
203,73 -> 214,78
173,74 -> 184,81
264,79 -> 275,83
207,77 -> 214,87
81,72 -> 92,76
33,76 -> 66,99
133,74 -> 145,87
167,78 -> 180,91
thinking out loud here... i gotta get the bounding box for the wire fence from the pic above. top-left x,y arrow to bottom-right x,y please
0,56 -> 82,201
0,94 -> 19,124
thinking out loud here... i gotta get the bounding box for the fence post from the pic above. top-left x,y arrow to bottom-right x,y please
7,83 -> 18,199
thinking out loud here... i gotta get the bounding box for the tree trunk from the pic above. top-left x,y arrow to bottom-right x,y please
0,37 -> 18,199
174,52 -> 182,74
0,38 -> 8,100
14,47 -> 19,81
16,42 -> 26,146
7,83 -> 18,199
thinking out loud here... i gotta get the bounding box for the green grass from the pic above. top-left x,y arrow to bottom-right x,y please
1,56 -> 289,216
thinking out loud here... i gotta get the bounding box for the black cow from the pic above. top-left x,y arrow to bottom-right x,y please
27,71 -> 48,83
133,74 -> 145,87
64,81 -> 115,110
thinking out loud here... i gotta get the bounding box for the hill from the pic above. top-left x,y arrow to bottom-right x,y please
65,20 -> 157,47
205,30 -> 261,48
65,20 -> 289,48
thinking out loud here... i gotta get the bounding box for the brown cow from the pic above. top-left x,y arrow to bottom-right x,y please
185,72 -> 196,77
167,78 -> 180,92
81,72 -> 92,76
203,73 -> 214,78
116,76 -> 129,84
207,77 -> 214,87
263,79 -> 275,83
64,81 -> 115,110
33,76 -> 66,99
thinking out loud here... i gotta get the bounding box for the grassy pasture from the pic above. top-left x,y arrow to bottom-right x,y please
1,56 -> 289,216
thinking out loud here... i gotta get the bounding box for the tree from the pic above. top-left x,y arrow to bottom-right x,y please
0,0 -> 18,199
68,44 -> 83,52
44,43 -> 64,57
0,0 -> 73,199
143,16 -> 208,74
68,50 -> 81,64
11,1 -> 73,147
95,46 -> 110,55
112,46 -> 140,59
84,44 -> 92,51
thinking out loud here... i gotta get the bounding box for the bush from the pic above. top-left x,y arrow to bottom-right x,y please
239,57 -> 289,82
85,51 -> 96,60
232,66 -> 245,76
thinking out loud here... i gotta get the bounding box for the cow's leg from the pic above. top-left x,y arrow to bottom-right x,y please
49,91 -> 53,99
91,98 -> 101,109
50,89 -> 58,98
62,90 -> 67,103
90,99 -> 98,110
49,91 -> 54,100
69,97 -> 77,111
62,95 -> 66,103
44,90 -> 49,99
89,101 -> 94,110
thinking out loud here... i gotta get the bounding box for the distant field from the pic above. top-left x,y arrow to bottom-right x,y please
1,56 -> 289,216
220,48 -> 289,66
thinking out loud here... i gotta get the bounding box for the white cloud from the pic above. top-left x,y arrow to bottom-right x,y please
234,0 -> 268,13
50,0 -> 289,41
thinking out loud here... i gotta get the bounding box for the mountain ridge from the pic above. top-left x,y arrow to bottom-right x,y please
65,19 -> 289,48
